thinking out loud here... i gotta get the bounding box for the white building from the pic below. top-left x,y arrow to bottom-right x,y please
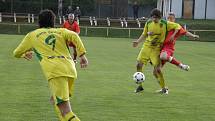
157,0 -> 215,19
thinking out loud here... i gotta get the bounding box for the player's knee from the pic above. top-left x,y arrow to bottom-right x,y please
160,52 -> 168,60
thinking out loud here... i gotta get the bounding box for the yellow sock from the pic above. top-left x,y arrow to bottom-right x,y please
54,104 -> 64,121
64,112 -> 80,121
156,72 -> 165,88
139,82 -> 144,87
137,68 -> 142,72
137,64 -> 145,87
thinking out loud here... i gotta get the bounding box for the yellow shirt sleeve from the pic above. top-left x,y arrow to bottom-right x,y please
167,21 -> 181,31
13,33 -> 33,58
63,29 -> 86,57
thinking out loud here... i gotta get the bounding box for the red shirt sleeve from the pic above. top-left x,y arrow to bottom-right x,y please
178,27 -> 187,36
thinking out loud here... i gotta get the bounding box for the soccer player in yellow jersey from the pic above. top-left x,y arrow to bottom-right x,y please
13,9 -> 88,121
133,8 -> 180,94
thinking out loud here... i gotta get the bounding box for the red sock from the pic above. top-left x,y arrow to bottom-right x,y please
170,57 -> 181,66
161,60 -> 166,67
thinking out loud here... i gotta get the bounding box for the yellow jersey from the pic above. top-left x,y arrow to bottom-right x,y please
142,19 -> 180,46
13,28 -> 86,80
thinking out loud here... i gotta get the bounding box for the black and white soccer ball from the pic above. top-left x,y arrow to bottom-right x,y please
133,72 -> 145,84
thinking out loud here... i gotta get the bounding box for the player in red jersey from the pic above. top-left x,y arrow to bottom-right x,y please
63,13 -> 81,63
160,12 -> 199,71
63,13 -> 80,34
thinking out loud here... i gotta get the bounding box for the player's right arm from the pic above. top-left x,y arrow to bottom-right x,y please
175,27 -> 199,40
133,22 -> 147,47
63,29 -> 88,68
63,29 -> 86,56
13,33 -> 33,59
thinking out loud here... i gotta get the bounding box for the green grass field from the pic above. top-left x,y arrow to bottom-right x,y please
1,34 -> 215,121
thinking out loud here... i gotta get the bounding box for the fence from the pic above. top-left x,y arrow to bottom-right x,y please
0,23 -> 214,41
81,26 -> 143,38
0,23 -> 143,38
0,12 -> 147,28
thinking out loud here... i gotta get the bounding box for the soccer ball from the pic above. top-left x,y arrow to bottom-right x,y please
133,72 -> 145,84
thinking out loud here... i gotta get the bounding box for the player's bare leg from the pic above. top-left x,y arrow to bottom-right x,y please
57,101 -> 80,121
50,96 -> 63,120
153,65 -> 168,94
160,51 -> 190,71
50,96 -> 78,121
134,61 -> 144,93
49,77 -> 81,121
136,62 -> 144,72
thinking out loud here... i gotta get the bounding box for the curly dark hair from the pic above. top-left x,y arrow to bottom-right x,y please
38,9 -> 56,28
150,8 -> 162,18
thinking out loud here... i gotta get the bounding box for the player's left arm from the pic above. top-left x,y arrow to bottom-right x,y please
178,27 -> 199,39
13,33 -> 33,59
185,31 -> 200,39
167,22 -> 181,42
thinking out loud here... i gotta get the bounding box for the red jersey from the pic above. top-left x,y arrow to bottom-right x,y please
163,27 -> 187,51
63,20 -> 80,60
63,20 -> 80,34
